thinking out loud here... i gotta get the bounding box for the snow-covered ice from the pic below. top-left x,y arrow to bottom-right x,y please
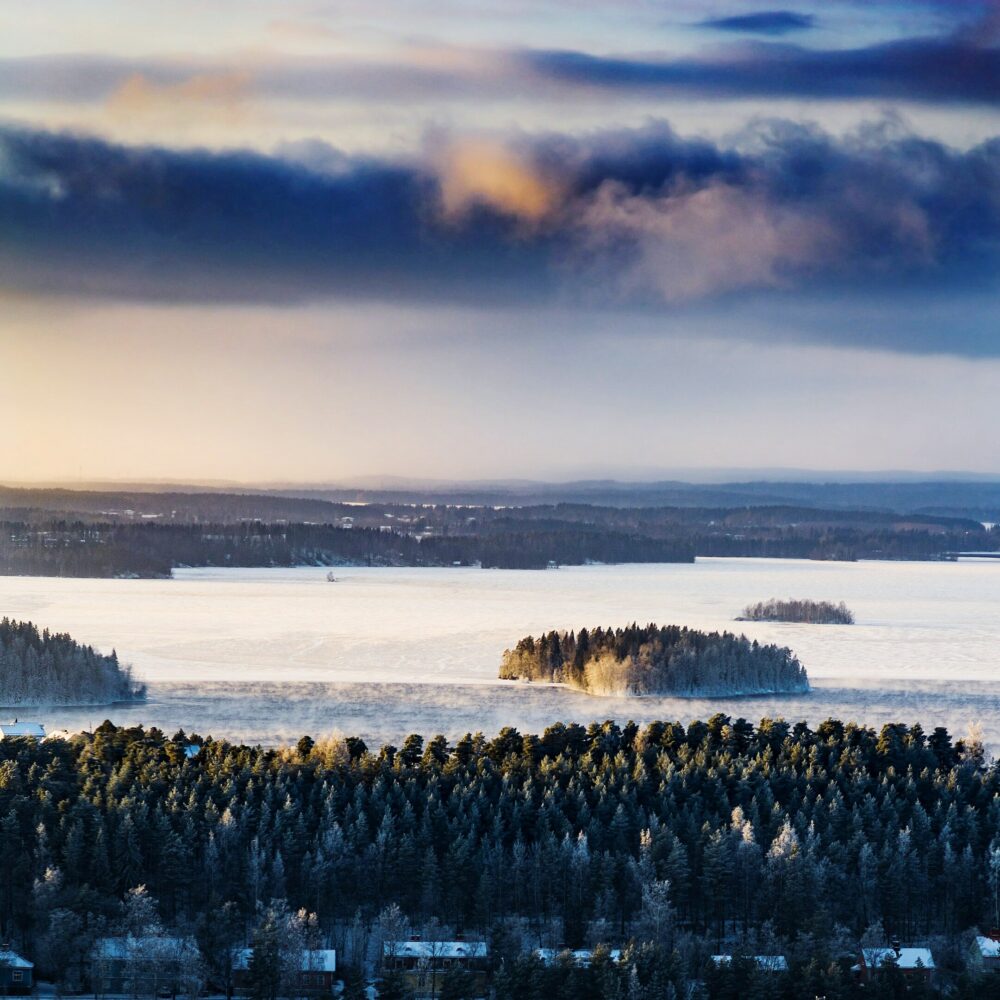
2,558 -> 999,747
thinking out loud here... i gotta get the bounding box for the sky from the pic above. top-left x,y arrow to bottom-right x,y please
3,0 -> 1000,483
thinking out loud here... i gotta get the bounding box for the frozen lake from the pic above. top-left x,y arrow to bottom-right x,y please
2,558 -> 999,747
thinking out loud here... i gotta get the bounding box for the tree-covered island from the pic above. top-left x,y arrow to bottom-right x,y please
738,599 -> 856,624
499,623 -> 809,696
0,618 -> 145,706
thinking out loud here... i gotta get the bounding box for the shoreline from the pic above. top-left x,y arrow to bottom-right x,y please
0,695 -> 148,711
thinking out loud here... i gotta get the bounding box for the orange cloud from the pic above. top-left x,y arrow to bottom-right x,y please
437,140 -> 558,223
108,70 -> 252,120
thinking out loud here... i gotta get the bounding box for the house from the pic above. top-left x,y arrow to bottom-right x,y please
383,940 -> 488,998
0,947 -> 34,994
91,935 -> 202,997
1,721 -> 45,740
232,948 -> 337,995
536,948 -> 622,967
854,946 -> 935,984
710,955 -> 788,973
383,940 -> 487,971
971,934 -> 1000,974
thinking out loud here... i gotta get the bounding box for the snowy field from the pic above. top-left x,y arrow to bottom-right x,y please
2,558 -> 999,747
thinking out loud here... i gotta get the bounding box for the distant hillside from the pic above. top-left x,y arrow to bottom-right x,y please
499,624 -> 809,697
0,485 -> 995,577
6,477 -> 1000,518
270,478 -> 1000,517
0,618 -> 145,707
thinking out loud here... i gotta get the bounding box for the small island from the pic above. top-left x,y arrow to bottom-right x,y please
499,623 -> 809,697
737,599 -> 855,625
0,618 -> 146,707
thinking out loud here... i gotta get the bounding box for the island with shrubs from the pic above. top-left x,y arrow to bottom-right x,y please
499,623 -> 809,697
737,598 -> 855,625
0,618 -> 146,706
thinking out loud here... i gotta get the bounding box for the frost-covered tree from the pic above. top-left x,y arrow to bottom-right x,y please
0,618 -> 144,706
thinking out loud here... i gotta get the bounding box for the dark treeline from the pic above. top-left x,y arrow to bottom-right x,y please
1,515 -> 989,580
690,526 -> 978,561
2,718 -> 999,999
1,490 -> 996,578
739,599 -> 856,625
499,624 -> 809,696
0,618 -> 144,706
0,521 -> 694,576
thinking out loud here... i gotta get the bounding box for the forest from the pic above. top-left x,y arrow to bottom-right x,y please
1,717 -> 998,999
0,487 -> 996,579
0,521 -> 695,577
738,599 -> 856,625
499,624 -> 809,696
0,618 -> 144,706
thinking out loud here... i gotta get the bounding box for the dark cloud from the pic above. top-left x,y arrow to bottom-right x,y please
523,35 -> 1000,104
0,127 -> 553,305
5,12 -> 1000,111
698,11 -> 816,35
2,121 -> 1000,354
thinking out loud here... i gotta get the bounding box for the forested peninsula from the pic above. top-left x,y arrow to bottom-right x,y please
499,624 -> 809,696
738,598 -> 855,625
0,618 -> 145,706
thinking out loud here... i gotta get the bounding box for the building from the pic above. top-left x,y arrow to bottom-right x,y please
971,934 -> 1000,974
383,939 -> 487,971
854,946 -> 935,984
536,948 -> 622,967
91,935 -> 202,997
383,939 -> 488,998
0,947 -> 34,994
232,948 -> 337,995
1,721 -> 45,740
710,955 -> 788,972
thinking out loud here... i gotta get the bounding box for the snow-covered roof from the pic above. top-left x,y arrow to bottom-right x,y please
1,722 -> 45,739
0,950 -> 33,969
975,936 -> 1000,958
384,941 -> 487,960
94,936 -> 199,961
233,949 -> 336,973
711,955 -> 788,972
861,948 -> 935,971
536,948 -> 621,966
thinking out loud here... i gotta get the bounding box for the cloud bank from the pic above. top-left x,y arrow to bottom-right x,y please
525,35 -> 1000,105
4,4 -> 1000,113
2,120 -> 999,352
698,11 -> 817,35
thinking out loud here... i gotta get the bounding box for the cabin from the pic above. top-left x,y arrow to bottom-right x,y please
971,933 -> 1000,974
0,947 -> 34,994
854,945 -> 935,984
1,721 -> 45,740
536,948 -> 622,967
91,935 -> 202,997
232,948 -> 337,995
383,939 -> 488,998
710,955 -> 788,972
383,939 -> 487,971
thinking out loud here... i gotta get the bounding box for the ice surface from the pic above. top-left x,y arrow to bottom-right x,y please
2,558 -> 999,746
